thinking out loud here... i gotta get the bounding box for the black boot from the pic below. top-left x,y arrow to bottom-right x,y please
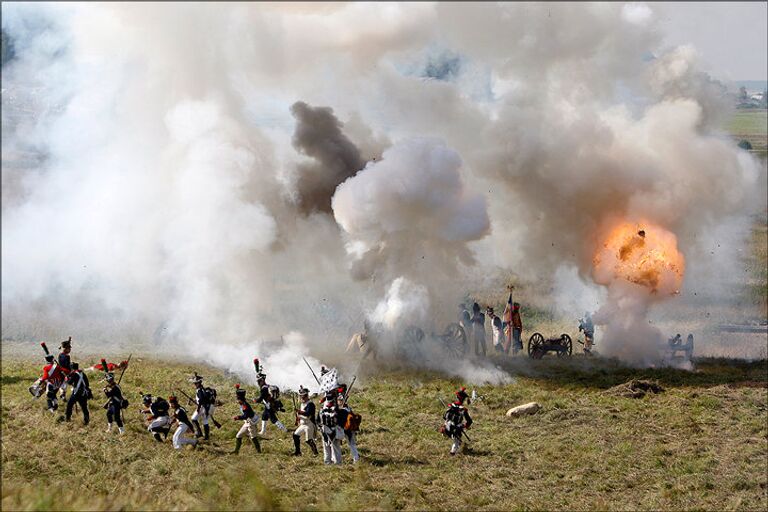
160,427 -> 170,439
292,434 -> 302,456
251,436 -> 261,453
232,437 -> 242,454
203,424 -> 210,441
153,432 -> 163,442
307,439 -> 319,456
193,420 -> 203,438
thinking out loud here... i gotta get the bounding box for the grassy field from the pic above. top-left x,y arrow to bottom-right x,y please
726,109 -> 768,151
2,352 -> 766,511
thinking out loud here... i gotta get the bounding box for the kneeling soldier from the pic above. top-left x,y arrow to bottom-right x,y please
142,394 -> 171,442
168,395 -> 198,450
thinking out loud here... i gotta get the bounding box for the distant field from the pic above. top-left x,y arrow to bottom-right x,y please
727,109 -> 768,151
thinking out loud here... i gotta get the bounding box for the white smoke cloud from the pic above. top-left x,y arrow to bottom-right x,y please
1,2 -> 763,377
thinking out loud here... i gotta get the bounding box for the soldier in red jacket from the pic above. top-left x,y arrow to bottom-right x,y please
41,355 -> 65,413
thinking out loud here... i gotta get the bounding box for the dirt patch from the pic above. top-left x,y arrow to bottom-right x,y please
728,380 -> 768,389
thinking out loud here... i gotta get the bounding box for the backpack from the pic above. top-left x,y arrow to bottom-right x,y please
344,411 -> 362,432
268,385 -> 280,400
320,406 -> 337,429
445,405 -> 463,426
203,387 -> 217,404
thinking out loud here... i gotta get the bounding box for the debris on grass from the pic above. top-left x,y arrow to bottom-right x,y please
606,379 -> 665,398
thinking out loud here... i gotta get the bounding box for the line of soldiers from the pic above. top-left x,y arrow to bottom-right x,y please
460,287 -> 523,356
32,339 -> 472,458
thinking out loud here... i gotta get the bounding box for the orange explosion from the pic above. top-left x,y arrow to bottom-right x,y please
592,221 -> 685,295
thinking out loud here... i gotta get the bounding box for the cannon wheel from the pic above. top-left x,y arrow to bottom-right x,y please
557,334 -> 573,357
442,323 -> 468,359
402,325 -> 425,347
528,332 -> 545,358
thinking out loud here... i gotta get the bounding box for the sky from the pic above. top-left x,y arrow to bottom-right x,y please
654,2 -> 768,82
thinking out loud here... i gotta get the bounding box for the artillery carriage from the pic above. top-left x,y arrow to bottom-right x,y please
527,332 -> 573,359
397,323 -> 468,359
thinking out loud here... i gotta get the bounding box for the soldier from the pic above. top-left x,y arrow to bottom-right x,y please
190,373 -> 216,440
442,388 -> 473,455
336,393 -> 361,464
459,304 -> 471,334
168,395 -> 198,450
141,394 -> 171,442
292,385 -> 318,456
578,312 -> 595,354
319,391 -> 343,465
232,384 -> 261,454
255,372 -> 288,435
64,362 -> 91,425
510,302 -> 523,354
346,320 -> 378,360
486,307 -> 504,353
103,372 -> 125,434
471,302 -> 486,357
41,354 -> 65,413
57,337 -> 73,401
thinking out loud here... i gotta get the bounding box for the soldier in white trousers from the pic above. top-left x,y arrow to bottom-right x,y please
169,396 -> 198,450
319,391 -> 343,465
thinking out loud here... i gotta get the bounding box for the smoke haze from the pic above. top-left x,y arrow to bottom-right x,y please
2,3 -> 764,383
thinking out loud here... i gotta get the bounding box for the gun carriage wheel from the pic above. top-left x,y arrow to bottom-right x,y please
528,332 -> 545,358
440,322 -> 468,359
557,334 -> 573,358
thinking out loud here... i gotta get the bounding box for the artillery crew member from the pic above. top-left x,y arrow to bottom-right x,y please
232,385 -> 261,454
579,312 -> 595,354
142,394 -> 171,442
255,372 -> 288,435
292,385 -> 318,456
190,373 -> 217,440
103,372 -> 125,434
64,362 -> 91,425
168,396 -> 198,450
41,354 -> 65,413
319,391 -> 343,465
442,388 -> 473,455
336,393 -> 361,464
471,302 -> 486,357
487,307 -> 504,353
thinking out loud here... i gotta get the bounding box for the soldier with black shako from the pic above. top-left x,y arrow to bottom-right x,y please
189,373 -> 217,440
336,391 -> 361,464
168,395 -> 198,450
442,387 -> 473,456
141,394 -> 171,442
232,384 -> 261,454
64,362 -> 91,425
57,337 -> 73,401
41,353 -> 65,413
103,372 -> 126,434
292,385 -> 318,456
319,390 -> 343,465
253,359 -> 288,435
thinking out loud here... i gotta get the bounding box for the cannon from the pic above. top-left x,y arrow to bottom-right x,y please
527,332 -> 572,359
397,323 -> 468,359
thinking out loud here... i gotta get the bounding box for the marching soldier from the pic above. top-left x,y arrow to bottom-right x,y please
255,372 -> 287,435
103,372 -> 126,434
168,396 -> 198,450
190,373 -> 217,440
141,394 -> 171,442
442,388 -> 473,456
57,337 -> 73,401
292,385 -> 318,456
319,391 -> 343,465
336,393 -> 361,464
232,384 -> 261,454
41,354 -> 65,413
64,362 -> 91,425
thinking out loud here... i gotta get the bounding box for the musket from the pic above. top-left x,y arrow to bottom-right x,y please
117,354 -> 132,386
177,386 -> 221,428
342,375 -> 357,407
302,357 -> 321,385
291,392 -> 299,426
437,397 -> 471,442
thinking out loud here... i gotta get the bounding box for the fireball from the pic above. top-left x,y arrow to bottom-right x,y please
592,221 -> 685,295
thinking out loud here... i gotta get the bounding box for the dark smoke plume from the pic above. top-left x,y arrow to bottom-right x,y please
290,101 -> 365,214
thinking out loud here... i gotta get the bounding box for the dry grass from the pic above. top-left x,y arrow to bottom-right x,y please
2,352 -> 766,511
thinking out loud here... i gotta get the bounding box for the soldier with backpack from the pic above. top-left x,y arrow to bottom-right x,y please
319,390 -> 343,465
141,394 -> 171,442
441,387 -> 473,456
103,372 -> 126,434
336,392 -> 361,464
189,373 -> 217,440
64,362 -> 91,425
254,369 -> 288,436
41,354 -> 65,413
